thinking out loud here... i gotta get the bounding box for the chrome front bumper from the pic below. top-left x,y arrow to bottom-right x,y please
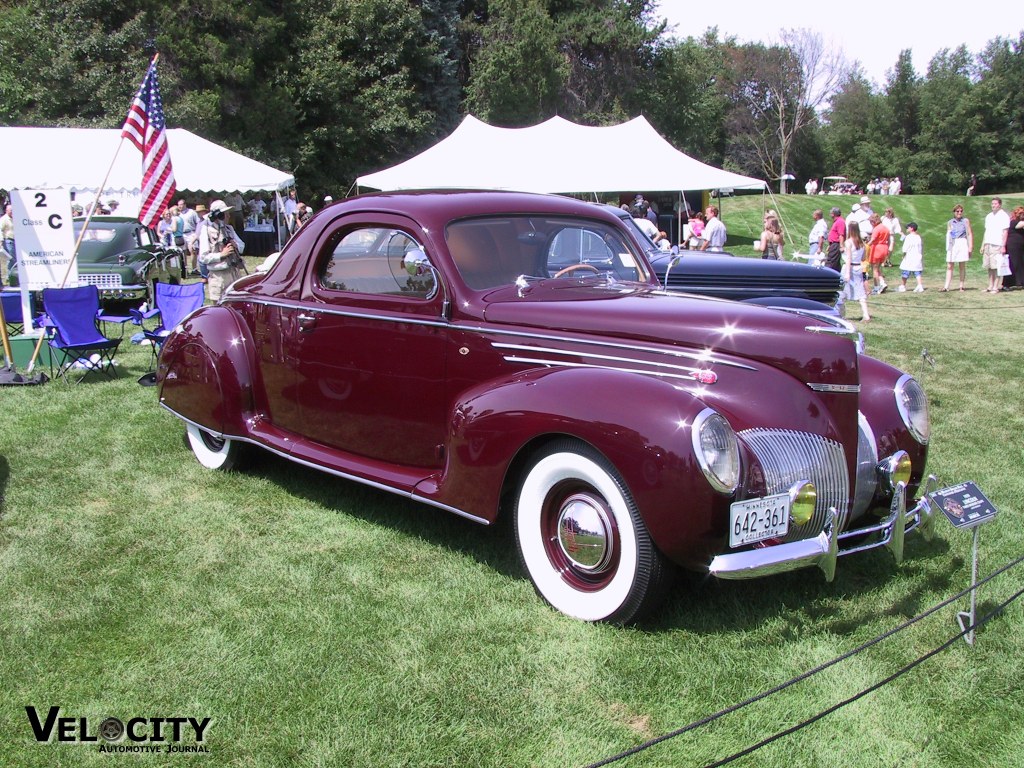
708,476 -> 938,581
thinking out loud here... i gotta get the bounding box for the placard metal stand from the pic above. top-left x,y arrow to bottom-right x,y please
928,481 -> 997,648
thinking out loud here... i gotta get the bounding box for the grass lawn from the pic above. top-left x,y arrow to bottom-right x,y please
1,218 -> 1023,767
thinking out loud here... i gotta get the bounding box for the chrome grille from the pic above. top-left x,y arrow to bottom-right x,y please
81,273 -> 124,289
739,428 -> 850,540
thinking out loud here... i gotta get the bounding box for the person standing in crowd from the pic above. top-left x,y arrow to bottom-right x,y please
699,205 -> 727,252
1,203 -> 15,284
177,199 -> 200,276
807,209 -> 827,256
897,222 -> 924,293
199,200 -> 245,302
756,214 -> 784,260
687,210 -> 705,248
157,207 -> 176,248
881,207 -> 902,267
855,196 -> 874,241
842,220 -> 870,322
967,173 -> 977,196
284,189 -> 298,235
225,191 -> 245,233
1004,205 -> 1024,290
942,204 -> 973,292
982,197 -> 1010,293
825,206 -> 846,272
193,203 -> 209,282
866,212 -> 890,293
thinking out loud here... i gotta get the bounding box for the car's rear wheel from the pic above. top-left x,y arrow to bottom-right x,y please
186,424 -> 244,471
514,439 -> 672,623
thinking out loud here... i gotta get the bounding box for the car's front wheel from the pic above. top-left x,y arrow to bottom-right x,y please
186,424 -> 245,471
514,439 -> 672,623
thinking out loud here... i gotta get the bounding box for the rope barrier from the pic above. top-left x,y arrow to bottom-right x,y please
582,552 -> 1024,768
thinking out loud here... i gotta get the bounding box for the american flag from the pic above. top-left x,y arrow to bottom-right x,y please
121,58 -> 176,229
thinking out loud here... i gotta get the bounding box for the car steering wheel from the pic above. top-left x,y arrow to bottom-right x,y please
553,263 -> 601,278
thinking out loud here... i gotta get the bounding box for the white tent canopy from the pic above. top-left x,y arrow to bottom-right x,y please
0,126 -> 294,216
357,115 -> 765,195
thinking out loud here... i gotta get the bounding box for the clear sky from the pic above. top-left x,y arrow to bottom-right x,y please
655,0 -> 1022,88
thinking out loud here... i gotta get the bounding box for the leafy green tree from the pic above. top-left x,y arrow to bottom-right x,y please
463,0 -> 564,125
720,29 -> 846,192
548,0 -> 665,123
645,32 -> 727,164
287,0 -> 454,195
885,49 -> 920,152
969,34 -> 1024,192
911,46 -> 979,192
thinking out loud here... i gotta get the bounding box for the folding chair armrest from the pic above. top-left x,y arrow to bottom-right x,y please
130,307 -> 161,325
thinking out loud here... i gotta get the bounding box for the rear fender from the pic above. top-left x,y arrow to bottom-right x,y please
430,366 -> 727,565
157,306 -> 258,437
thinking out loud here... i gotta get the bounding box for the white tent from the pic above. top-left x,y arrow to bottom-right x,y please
0,126 -> 294,216
357,115 -> 765,195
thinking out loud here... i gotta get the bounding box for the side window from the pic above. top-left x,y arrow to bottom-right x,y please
318,226 -> 436,298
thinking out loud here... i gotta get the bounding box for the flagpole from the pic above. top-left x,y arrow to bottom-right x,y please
27,53 -> 160,374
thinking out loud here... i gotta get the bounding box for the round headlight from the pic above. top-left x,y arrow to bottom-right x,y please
692,408 -> 740,494
895,374 -> 930,444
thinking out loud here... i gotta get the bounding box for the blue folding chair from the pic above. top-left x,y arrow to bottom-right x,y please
1,292 -> 26,335
42,285 -> 122,383
131,281 -> 205,370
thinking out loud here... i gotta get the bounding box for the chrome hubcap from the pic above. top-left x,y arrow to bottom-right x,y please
556,494 -> 614,573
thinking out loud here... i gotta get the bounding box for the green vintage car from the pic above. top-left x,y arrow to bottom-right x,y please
10,217 -> 181,304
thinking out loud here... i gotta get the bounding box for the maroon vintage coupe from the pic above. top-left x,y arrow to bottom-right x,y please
157,191 -> 937,622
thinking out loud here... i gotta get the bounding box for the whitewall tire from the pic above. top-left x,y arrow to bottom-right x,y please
186,423 -> 244,471
514,439 -> 671,623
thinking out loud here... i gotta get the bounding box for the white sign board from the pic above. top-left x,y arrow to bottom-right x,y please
11,189 -> 78,291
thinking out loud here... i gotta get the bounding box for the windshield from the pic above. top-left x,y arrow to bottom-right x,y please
445,215 -> 648,291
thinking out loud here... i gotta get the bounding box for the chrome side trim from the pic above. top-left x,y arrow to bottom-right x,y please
807,383 -> 860,393
161,404 -> 490,526
493,342 -> 705,375
501,356 -> 704,382
221,295 -> 757,370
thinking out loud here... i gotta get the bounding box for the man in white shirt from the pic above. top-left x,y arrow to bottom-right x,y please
699,206 -> 727,252
807,209 -> 827,255
982,197 -> 1010,293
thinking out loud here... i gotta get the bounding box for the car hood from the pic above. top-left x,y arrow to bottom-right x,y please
478,280 -> 859,387
647,250 -> 841,296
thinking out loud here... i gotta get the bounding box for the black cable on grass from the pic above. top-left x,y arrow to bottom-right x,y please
582,552 -> 1024,768
701,584 -> 1024,768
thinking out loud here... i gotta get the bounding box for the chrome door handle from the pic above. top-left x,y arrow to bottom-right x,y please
296,312 -> 318,332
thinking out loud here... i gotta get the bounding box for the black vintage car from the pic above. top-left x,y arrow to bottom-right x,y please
10,217 -> 180,304
613,211 -> 842,312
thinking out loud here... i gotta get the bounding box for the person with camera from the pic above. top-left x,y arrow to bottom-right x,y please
199,199 -> 246,302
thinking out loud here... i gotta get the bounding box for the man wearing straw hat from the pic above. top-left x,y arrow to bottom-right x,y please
198,200 -> 245,301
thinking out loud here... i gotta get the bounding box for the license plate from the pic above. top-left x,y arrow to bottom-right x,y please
730,492 -> 791,547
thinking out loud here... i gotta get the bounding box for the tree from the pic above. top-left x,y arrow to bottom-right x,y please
645,31 -> 728,165
548,0 -> 665,123
911,46 -> 979,192
463,0 -> 564,125
722,29 -> 847,192
885,49 -> 920,152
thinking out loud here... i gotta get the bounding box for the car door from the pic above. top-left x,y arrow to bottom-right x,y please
289,216 -> 449,470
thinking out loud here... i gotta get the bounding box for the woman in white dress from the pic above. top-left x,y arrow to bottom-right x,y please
943,204 -> 973,292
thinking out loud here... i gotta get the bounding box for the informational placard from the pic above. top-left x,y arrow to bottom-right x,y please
930,482 -> 997,530
11,189 -> 78,290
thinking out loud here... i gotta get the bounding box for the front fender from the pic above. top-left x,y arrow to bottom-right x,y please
429,366 -> 728,566
858,354 -> 929,492
157,306 -> 258,437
